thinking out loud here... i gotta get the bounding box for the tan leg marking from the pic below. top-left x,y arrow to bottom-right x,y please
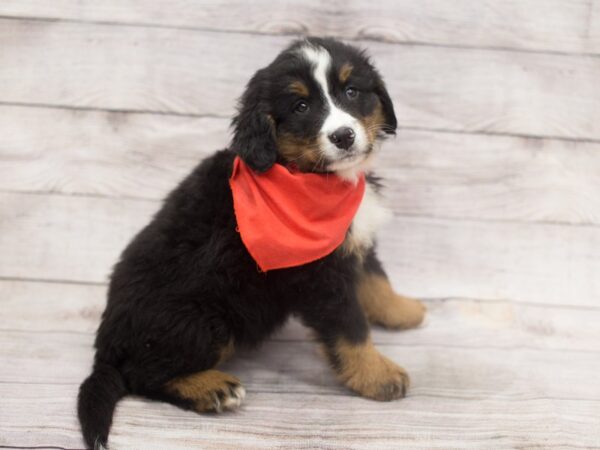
166,370 -> 245,412
333,338 -> 409,401
357,273 -> 426,329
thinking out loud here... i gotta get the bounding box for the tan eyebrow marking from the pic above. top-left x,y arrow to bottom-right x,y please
339,63 -> 353,83
289,80 -> 309,97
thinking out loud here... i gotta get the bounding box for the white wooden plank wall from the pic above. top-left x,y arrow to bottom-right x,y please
0,2 -> 599,449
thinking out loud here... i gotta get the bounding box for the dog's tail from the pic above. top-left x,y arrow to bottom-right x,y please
78,362 -> 128,449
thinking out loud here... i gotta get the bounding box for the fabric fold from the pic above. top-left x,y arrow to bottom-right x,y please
229,156 -> 365,271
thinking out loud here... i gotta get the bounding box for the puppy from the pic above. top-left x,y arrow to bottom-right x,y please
78,37 -> 426,449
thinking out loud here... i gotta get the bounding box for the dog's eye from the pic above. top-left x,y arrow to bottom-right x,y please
345,87 -> 358,99
294,100 -> 309,114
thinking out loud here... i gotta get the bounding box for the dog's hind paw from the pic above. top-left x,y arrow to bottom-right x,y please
166,370 -> 246,413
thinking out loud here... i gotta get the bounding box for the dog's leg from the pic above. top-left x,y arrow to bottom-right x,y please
357,272 -> 426,329
152,340 -> 244,413
328,336 -> 410,400
357,248 -> 426,329
298,287 -> 409,401
163,369 -> 246,413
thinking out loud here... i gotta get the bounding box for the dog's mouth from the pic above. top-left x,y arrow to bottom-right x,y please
280,134 -> 374,175
323,144 -> 374,173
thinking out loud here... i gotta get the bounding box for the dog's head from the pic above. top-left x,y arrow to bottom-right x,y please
231,37 -> 396,178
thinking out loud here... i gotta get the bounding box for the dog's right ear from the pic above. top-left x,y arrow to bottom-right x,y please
231,69 -> 277,173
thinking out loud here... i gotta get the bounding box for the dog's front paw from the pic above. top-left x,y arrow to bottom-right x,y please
346,355 -> 410,401
334,340 -> 410,401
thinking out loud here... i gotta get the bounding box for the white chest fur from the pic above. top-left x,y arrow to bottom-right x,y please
350,182 -> 393,249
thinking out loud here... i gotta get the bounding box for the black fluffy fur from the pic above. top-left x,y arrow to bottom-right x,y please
78,37 -> 397,449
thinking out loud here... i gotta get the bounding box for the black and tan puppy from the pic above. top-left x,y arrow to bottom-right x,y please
78,37 -> 426,449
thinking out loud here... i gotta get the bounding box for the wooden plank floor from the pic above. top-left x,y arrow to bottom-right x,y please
1,2 -> 600,449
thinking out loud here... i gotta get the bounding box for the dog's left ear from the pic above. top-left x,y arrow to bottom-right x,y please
374,77 -> 397,135
231,69 -> 278,173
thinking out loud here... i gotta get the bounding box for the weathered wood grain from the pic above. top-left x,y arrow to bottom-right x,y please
379,216 -> 600,308
0,280 -> 106,334
230,340 -> 600,401
3,105 -> 600,225
0,105 -> 224,200
0,0 -> 598,55
4,279 -> 600,351
2,383 -> 599,450
1,2 -> 599,449
2,20 -> 600,140
3,328 -> 600,398
0,191 -> 157,283
381,129 -> 600,226
1,192 -> 599,307
1,334 -> 600,449
3,279 -> 600,448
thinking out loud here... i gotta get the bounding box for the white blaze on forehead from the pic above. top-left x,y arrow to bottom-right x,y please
299,44 -> 368,160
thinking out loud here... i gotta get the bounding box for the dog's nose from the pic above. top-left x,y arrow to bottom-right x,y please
328,127 -> 355,150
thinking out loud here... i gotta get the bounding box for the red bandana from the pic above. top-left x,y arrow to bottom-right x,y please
229,157 -> 366,271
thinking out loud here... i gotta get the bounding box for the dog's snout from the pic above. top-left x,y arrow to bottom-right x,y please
328,127 -> 355,150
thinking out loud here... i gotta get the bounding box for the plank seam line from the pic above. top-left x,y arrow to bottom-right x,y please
0,446 -> 75,450
269,339 -> 600,353
0,384 -> 600,404
2,100 -> 600,145
0,100 -> 226,119
0,188 -> 160,204
397,125 -> 600,145
1,276 -> 599,311
3,187 -> 600,230
0,276 -> 107,287
420,296 -> 600,311
388,211 -> 600,229
2,327 -> 599,354
261,391 -> 600,403
1,14 -> 600,59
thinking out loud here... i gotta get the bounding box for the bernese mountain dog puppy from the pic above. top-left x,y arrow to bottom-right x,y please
78,37 -> 426,449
